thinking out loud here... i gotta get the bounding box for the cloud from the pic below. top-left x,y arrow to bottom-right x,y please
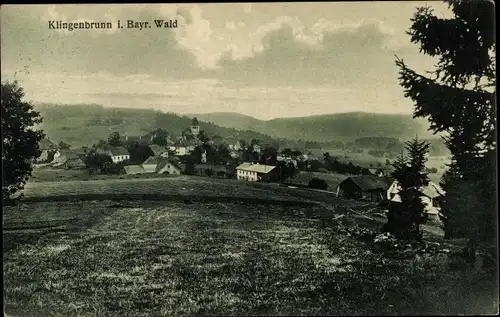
225,21 -> 236,30
1,4 -> 205,79
209,17 -> 435,88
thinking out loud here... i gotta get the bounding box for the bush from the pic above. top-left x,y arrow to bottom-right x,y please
205,169 -> 214,177
308,177 -> 328,190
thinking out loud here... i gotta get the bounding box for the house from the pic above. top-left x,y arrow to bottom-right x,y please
98,146 -> 130,163
37,138 -> 59,162
366,166 -> 394,177
186,139 -> 202,153
191,117 -> 200,136
167,138 -> 176,151
336,175 -> 393,202
51,150 -> 86,169
141,156 -> 164,173
236,162 -> 276,182
253,144 -> 261,154
124,165 -> 145,175
201,150 -> 207,163
149,145 -> 169,158
157,160 -> 183,175
174,140 -> 187,156
173,137 -> 200,156
387,181 -> 446,219
232,140 -> 244,151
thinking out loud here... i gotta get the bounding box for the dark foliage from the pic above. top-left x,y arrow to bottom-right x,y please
308,178 -> 328,190
395,0 -> 496,246
125,141 -> 154,165
385,138 -> 430,241
107,132 -> 122,147
1,81 -> 45,201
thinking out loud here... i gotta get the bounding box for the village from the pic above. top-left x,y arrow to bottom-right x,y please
34,117 -> 446,224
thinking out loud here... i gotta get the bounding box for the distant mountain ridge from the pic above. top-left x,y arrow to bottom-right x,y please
35,104 -> 443,153
192,111 -> 439,142
35,104 -> 279,148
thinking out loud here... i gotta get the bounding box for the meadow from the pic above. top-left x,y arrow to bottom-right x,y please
3,177 -> 497,316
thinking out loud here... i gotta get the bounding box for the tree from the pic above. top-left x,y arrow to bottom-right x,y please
58,141 -> 71,150
205,169 -> 214,177
384,138 -> 431,241
151,128 -> 169,146
260,146 -> 278,166
2,81 -> 45,202
277,160 -> 298,184
309,178 -> 328,190
93,139 -> 107,149
395,0 -> 496,247
282,148 -> 293,157
83,150 -> 113,174
183,155 -> 197,175
198,130 -> 210,143
125,141 -> 154,165
108,132 -> 122,147
216,144 -> 231,165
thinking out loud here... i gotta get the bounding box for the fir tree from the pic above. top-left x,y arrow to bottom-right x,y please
386,138 -> 431,241
395,0 -> 496,246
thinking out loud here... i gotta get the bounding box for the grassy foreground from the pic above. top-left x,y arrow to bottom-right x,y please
3,197 -> 497,316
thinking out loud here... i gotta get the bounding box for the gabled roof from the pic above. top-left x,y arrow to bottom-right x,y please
191,117 -> 199,126
107,146 -> 129,156
157,159 -> 183,172
344,175 -> 390,191
422,182 -> 445,198
387,180 -> 445,202
149,144 -> 167,155
39,138 -> 58,150
124,165 -> 145,174
236,162 -> 276,174
142,156 -> 164,165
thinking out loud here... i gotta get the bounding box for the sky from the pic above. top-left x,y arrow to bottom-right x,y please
1,2 -> 454,120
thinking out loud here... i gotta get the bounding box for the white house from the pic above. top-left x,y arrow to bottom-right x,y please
387,180 -> 446,218
236,162 -> 276,182
157,160 -> 183,175
98,146 -> 130,163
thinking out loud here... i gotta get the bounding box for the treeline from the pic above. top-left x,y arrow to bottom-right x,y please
310,153 -> 371,175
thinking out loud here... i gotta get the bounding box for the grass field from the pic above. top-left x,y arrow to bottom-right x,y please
3,178 -> 498,316
290,171 -> 348,191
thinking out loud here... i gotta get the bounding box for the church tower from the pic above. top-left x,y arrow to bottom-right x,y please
191,117 -> 200,136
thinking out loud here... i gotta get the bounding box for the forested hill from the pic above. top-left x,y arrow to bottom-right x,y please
194,111 -> 439,142
35,104 -> 280,148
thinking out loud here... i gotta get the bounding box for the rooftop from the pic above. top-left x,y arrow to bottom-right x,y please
236,162 -> 276,174
345,175 -> 392,191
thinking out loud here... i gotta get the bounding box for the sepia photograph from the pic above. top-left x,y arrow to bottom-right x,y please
1,1 -> 497,316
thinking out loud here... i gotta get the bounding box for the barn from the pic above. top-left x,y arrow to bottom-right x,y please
336,175 -> 393,202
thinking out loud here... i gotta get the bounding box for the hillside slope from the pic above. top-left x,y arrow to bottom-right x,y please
194,112 -> 438,142
35,104 -> 279,148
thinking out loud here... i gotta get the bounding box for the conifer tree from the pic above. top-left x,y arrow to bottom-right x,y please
395,0 -> 496,246
386,138 -> 431,241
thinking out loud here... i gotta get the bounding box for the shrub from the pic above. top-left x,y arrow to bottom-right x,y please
308,177 -> 328,190
205,169 -> 214,177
